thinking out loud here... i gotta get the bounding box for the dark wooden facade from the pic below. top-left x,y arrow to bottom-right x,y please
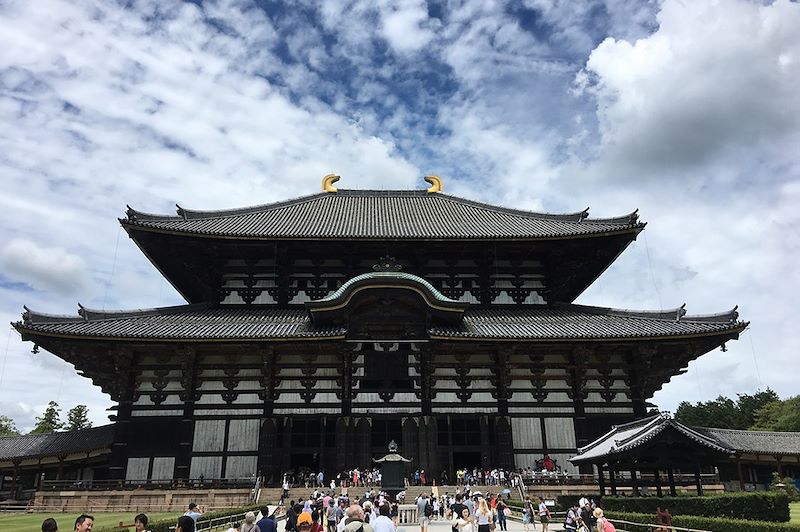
15,184 -> 747,484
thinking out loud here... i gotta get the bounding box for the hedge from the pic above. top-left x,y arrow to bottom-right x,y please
605,510 -> 800,532
96,503 -> 264,532
599,492 -> 790,522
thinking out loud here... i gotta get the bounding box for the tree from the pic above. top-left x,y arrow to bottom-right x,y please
65,405 -> 92,431
751,396 -> 800,432
737,389 -> 780,428
29,401 -> 64,435
0,415 -> 21,437
674,388 -> 781,430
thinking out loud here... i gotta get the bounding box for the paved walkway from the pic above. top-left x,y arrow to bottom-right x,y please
398,517 -> 565,532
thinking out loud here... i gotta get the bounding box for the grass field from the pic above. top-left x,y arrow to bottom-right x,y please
0,511 -> 177,532
791,501 -> 800,524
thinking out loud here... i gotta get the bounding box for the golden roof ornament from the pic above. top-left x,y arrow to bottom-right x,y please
322,173 -> 340,192
425,175 -> 443,193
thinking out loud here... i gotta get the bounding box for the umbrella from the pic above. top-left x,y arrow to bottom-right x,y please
471,491 -> 483,496
502,489 -> 512,494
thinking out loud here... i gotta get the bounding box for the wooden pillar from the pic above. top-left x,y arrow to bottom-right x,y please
341,347 -> 354,416
609,464 -> 618,496
258,346 -> 277,481
597,465 -> 606,497
667,468 -> 677,496
10,461 -> 19,500
694,463 -> 704,496
736,455 -> 744,491
420,345 -> 433,416
654,469 -> 663,497
569,347 -> 590,447
630,469 -> 638,496
175,346 -> 198,480
108,347 -> 136,481
776,456 -> 783,478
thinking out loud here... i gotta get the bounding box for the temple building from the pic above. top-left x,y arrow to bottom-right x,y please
13,175 -> 747,485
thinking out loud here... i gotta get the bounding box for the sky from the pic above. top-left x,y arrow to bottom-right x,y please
0,0 -> 798,433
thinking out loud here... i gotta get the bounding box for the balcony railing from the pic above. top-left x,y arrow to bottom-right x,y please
39,478 -> 256,491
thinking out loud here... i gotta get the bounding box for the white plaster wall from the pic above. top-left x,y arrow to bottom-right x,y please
511,418 -> 543,449
544,418 -> 576,448
190,456 -> 222,479
125,457 -> 149,480
192,420 -> 226,452
227,419 -> 260,452
225,456 -> 258,479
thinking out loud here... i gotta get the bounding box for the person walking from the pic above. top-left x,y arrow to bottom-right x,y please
452,508 -> 475,532
495,500 -> 508,532
241,512 -> 259,532
538,497 -> 550,532
74,514 -> 94,532
475,499 -> 492,532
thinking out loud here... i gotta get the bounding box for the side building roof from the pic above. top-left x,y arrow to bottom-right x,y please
122,189 -> 644,240
571,415 -> 800,465
0,424 -> 114,462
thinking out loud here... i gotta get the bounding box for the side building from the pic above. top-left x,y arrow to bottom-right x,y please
13,177 -> 747,484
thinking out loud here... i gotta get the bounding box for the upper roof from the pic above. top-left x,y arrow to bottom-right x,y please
15,302 -> 745,342
570,414 -> 800,464
122,189 -> 644,240
0,424 -> 114,461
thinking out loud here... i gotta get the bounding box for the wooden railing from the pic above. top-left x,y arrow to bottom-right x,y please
38,478 -> 256,491
611,519 -> 711,532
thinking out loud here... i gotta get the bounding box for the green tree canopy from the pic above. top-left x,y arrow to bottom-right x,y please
751,396 -> 800,432
29,401 -> 64,435
675,388 -> 780,429
0,415 -> 21,437
65,405 -> 92,431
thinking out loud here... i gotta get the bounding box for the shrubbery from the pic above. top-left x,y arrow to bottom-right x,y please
96,503 -> 264,532
599,492 -> 790,522
605,510 -> 800,532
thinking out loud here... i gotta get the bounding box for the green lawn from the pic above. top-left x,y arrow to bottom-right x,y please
0,511 -> 177,532
791,501 -> 800,525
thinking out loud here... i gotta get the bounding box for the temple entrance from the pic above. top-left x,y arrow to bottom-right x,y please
453,451 -> 482,470
290,452 -> 320,471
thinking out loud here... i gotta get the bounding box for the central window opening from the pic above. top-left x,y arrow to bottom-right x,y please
360,345 -> 413,391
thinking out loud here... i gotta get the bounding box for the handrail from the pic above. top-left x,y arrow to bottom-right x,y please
611,519 -> 711,532
167,507 -> 286,531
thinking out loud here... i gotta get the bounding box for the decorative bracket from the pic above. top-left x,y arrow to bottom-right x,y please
425,175 -> 443,193
322,173 -> 340,192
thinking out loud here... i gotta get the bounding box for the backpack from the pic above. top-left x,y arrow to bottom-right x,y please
424,502 -> 434,517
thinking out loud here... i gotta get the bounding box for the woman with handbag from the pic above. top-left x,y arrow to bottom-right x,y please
475,499 -> 493,532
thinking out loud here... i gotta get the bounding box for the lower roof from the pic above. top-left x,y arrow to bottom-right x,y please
0,425 -> 114,461
15,302 -> 746,342
570,414 -> 800,464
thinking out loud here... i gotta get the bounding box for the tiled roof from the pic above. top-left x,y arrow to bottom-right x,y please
122,190 -> 644,240
430,304 -> 745,340
15,303 -> 745,342
693,427 -> 800,456
570,415 -> 732,464
0,425 -> 114,461
571,415 -> 800,464
17,305 -> 346,340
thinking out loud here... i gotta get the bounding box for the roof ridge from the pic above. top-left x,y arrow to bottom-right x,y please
21,303 -> 213,325
699,426 -> 800,436
124,189 -> 644,226
556,302 -> 688,321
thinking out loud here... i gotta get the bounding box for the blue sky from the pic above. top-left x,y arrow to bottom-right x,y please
1,0 -> 799,431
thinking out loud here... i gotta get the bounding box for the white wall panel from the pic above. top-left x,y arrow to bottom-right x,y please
125,457 -> 149,480
228,419 -> 260,452
544,418 -> 576,448
190,456 -> 222,478
193,420 -> 226,452
511,418 -> 542,449
151,457 -> 175,480
225,456 -> 258,479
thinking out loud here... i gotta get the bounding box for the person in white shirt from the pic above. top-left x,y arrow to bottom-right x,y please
371,504 -> 395,532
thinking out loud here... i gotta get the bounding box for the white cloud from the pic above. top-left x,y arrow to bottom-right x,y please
1,238 -> 88,295
580,0 -> 800,170
380,0 -> 436,53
